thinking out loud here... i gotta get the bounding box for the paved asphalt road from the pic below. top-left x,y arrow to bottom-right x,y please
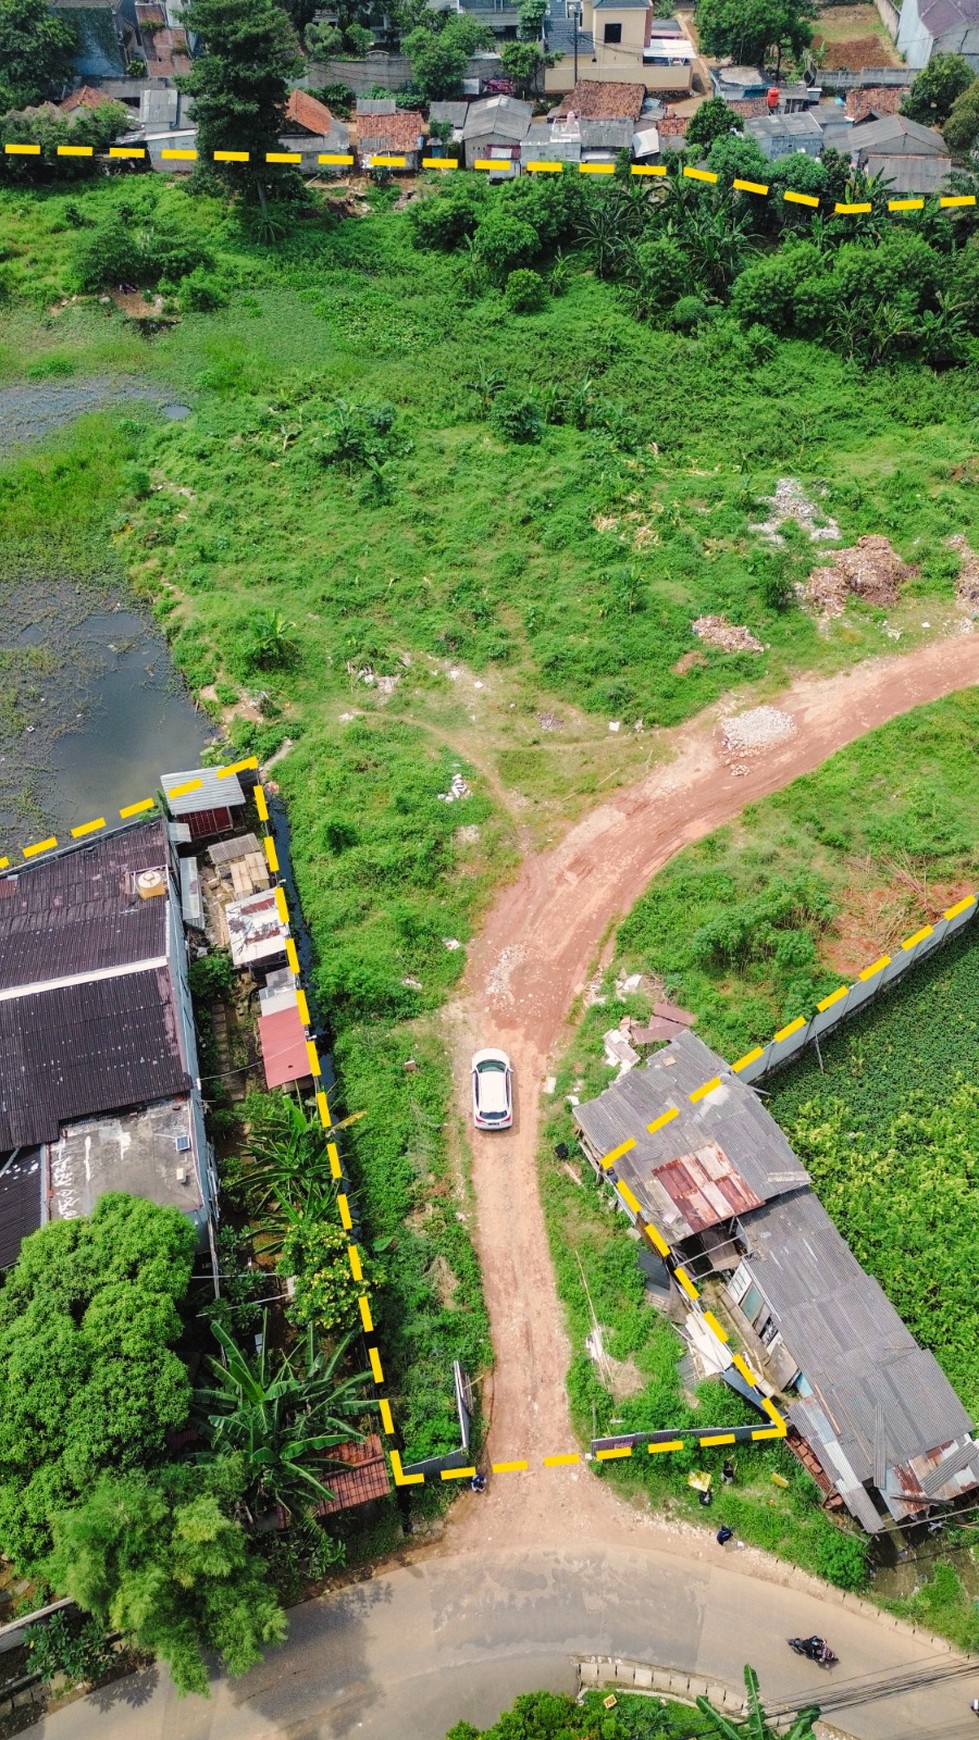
24,1546 -> 979,1740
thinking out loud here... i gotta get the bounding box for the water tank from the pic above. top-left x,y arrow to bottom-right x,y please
136,869 -> 166,900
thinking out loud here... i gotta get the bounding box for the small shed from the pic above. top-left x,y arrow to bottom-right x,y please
710,65 -> 767,100
462,95 -> 533,168
258,1000 -> 310,1089
862,153 -> 953,194
226,888 -> 289,971
280,88 -> 350,161
160,766 -> 247,841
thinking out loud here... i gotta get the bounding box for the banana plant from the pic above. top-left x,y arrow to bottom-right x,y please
695,1664 -> 821,1739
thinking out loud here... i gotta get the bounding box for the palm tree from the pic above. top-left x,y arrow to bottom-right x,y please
230,1099 -> 334,1222
193,1315 -> 373,1524
696,1665 -> 820,1739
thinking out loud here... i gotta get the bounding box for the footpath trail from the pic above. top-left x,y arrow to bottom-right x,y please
443,636 -> 979,1558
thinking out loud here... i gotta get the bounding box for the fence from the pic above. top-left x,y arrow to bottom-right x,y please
306,53 -> 503,95
820,65 -> 913,85
733,895 -> 977,1090
401,1360 -> 475,1478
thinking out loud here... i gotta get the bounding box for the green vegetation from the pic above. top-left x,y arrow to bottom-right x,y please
611,691 -> 979,1059
0,0 -> 76,111
446,1673 -> 819,1739
902,53 -> 976,129
179,0 -> 303,214
695,0 -> 817,74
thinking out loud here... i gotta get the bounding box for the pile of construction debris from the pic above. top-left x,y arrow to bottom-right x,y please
804,536 -> 918,618
949,534 -> 979,610
720,705 -> 795,757
603,986 -> 696,1077
691,615 -> 764,654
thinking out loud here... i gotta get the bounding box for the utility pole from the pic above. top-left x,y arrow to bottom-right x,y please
571,0 -> 580,86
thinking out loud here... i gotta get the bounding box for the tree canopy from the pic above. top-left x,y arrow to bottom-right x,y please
686,95 -> 745,153
403,15 -> 491,101
179,0 -> 303,192
696,0 -> 817,72
944,78 -> 979,157
0,0 -> 77,111
902,52 -> 975,128
0,1193 -> 196,1571
46,1458 -> 287,1696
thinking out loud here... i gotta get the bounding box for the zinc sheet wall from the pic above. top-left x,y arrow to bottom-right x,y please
740,897 -> 977,1088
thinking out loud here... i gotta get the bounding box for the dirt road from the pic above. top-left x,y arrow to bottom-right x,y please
443,635 -> 979,1558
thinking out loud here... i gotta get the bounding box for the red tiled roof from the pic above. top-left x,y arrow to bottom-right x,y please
726,95 -> 771,119
556,79 -> 645,121
315,1436 -> 392,1515
60,85 -> 107,113
846,86 -> 903,121
286,87 -> 334,136
358,110 -> 425,151
657,112 -> 688,136
258,1003 -> 310,1089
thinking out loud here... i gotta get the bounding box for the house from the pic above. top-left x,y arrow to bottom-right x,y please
279,89 -> 350,163
358,109 -> 426,171
462,95 -> 534,167
556,77 -> 646,122
51,0 -> 136,78
573,1030 -> 979,1534
523,117 -> 581,164
850,112 -> 953,195
0,820 -> 215,1260
710,64 -> 768,101
897,0 -> 979,72
545,6 -> 693,95
134,1 -> 191,78
160,765 -> 248,842
744,110 -> 823,160
428,99 -> 471,142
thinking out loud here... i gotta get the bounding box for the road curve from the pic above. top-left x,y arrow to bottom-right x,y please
26,1546 -> 979,1740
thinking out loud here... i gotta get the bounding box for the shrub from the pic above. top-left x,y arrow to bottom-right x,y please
408,180 -> 486,251
503,266 -> 546,313
671,294 -> 709,332
179,266 -> 229,311
811,1526 -> 870,1591
490,390 -> 543,444
72,213 -> 141,290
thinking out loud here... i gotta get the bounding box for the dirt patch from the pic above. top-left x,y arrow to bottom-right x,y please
804,535 -> 918,618
720,705 -> 796,756
823,859 -> 978,975
815,32 -> 889,67
751,478 -> 841,546
672,650 -> 708,675
692,615 -> 764,654
948,534 -> 979,609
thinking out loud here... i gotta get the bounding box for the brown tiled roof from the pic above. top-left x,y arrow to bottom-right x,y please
846,86 -> 903,121
657,112 -> 689,136
359,110 -> 425,152
60,85 -> 108,113
286,88 -> 334,136
727,96 -> 770,119
556,79 -> 645,121
315,1436 -> 392,1515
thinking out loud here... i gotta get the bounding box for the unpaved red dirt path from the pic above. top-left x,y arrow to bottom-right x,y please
441,636 -> 979,1559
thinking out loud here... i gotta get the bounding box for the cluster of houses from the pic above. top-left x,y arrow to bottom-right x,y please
574,1030 -> 979,1538
12,0 -> 977,190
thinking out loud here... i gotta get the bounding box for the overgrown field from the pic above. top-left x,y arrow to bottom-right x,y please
5,173 -> 979,1469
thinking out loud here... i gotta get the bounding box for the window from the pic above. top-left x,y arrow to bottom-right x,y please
741,1284 -> 763,1324
603,21 -> 621,42
727,1262 -> 751,1305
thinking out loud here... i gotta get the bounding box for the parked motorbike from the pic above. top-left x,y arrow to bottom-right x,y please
788,1636 -> 838,1668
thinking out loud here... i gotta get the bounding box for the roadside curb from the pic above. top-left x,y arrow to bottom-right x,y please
576,1656 -> 857,1739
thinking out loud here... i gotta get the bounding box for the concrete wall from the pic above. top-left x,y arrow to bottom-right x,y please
897,0 -> 933,67
875,0 -> 900,43
307,53 -> 502,92
544,55 -> 692,93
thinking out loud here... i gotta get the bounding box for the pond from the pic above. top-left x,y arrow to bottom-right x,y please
0,381 -> 214,855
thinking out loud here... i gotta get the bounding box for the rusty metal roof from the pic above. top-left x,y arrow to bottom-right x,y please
655,1143 -> 763,1234
315,1435 -> 392,1515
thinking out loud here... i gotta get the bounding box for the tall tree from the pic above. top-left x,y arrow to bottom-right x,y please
178,0 -> 303,203
696,0 -> 816,72
46,1458 -> 287,1697
0,1194 -> 196,1573
944,78 -> 979,157
0,0 -> 77,110
686,94 -> 744,152
901,52 -> 975,127
403,15 -> 491,101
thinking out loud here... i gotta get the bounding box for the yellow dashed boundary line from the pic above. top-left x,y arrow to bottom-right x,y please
1,141 -> 976,218
3,782 -> 972,1486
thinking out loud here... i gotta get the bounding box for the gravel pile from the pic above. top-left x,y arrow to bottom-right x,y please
721,705 -> 796,755
751,477 -> 840,546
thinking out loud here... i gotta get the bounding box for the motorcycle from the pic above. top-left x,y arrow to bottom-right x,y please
788,1636 -> 838,1668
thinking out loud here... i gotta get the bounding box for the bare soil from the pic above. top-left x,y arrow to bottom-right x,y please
804,535 -> 919,618
435,635 -> 979,1562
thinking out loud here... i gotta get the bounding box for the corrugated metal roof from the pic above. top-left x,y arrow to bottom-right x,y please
0,967 -> 188,1148
160,767 -> 246,816
743,1190 -> 977,1505
572,1031 -> 809,1238
0,820 -> 168,992
259,1004 -> 310,1089
0,1150 -> 42,1268
862,154 -> 953,194
852,113 -> 947,153
655,1143 -> 763,1233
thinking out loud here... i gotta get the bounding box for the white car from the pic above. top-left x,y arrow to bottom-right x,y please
471,1048 -> 513,1130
